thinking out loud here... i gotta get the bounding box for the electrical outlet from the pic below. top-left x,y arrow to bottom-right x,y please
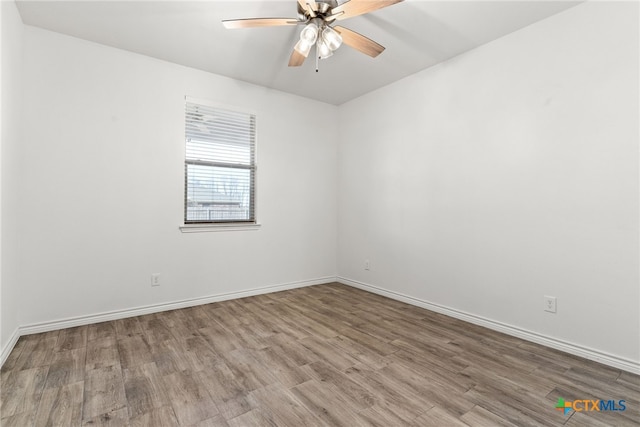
151,273 -> 161,287
364,259 -> 370,271
544,295 -> 557,313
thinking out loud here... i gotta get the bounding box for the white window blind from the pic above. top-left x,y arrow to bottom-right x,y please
184,100 -> 256,224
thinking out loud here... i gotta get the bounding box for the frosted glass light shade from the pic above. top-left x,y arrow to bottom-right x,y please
294,39 -> 313,57
300,23 -> 319,44
322,26 -> 343,51
317,40 -> 333,59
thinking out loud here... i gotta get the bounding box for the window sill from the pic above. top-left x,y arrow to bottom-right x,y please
180,223 -> 261,233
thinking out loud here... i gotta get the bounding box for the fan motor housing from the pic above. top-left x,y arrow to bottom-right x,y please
298,0 -> 339,19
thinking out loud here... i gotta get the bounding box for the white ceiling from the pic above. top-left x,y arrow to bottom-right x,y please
16,0 -> 580,105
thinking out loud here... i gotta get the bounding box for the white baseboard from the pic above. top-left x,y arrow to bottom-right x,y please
0,327 -> 21,368
0,276 -> 334,367
5,275 -> 638,375
338,276 -> 640,375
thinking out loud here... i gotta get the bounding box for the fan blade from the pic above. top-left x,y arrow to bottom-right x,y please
307,0 -> 319,12
222,18 -> 299,29
289,49 -> 307,67
334,26 -> 385,57
332,0 -> 403,21
324,11 -> 345,22
296,0 -> 314,17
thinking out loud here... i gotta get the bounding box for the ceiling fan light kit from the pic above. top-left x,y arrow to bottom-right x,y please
293,19 -> 343,63
222,0 -> 404,70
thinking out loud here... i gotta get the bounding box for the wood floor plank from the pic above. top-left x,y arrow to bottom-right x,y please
56,326 -> 88,353
388,350 -> 473,394
205,306 -> 244,331
198,362 -> 253,420
1,337 -> 28,373
33,381 -> 84,427
0,366 -> 49,418
87,321 -> 117,342
304,360 -> 375,411
228,323 -> 271,350
343,363 -> 431,423
16,333 -> 59,371
190,414 -> 231,427
162,370 -> 219,426
618,370 -> 640,392
255,346 -> 310,388
128,405 -> 179,427
266,335 -> 319,367
227,300 -> 278,339
564,410 -> 639,427
241,300 -> 300,338
3,335 -> 40,373
197,322 -> 241,355
82,364 -> 127,421
465,382 -> 568,426
248,383 -> 326,427
140,316 -> 174,345
338,327 -> 398,356
219,348 -> 278,391
152,338 -> 198,376
117,335 -> 154,370
411,406 -> 470,427
1,410 -> 35,427
2,283 -> 638,427
114,317 -> 144,339
461,365 -> 554,398
291,380 -> 368,427
297,336 -> 359,371
275,304 -> 340,339
226,408 -> 278,427
564,364 -> 629,392
389,338 -> 468,373
380,361 -> 475,417
450,336 -> 540,375
163,306 -> 211,333
255,301 -> 312,340
349,316 -> 408,343
564,411 -> 616,427
123,362 -> 170,419
181,335 -> 220,371
81,407 -> 130,427
328,335 -> 392,370
356,404 -> 418,427
86,337 -> 120,371
45,348 -> 86,389
460,404 -> 519,427
285,298 -> 353,335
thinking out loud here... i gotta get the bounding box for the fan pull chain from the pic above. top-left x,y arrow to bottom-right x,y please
316,44 -> 319,72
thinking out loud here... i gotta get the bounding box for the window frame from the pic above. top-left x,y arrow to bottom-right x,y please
180,97 -> 259,232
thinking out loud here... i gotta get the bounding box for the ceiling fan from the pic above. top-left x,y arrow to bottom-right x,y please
222,0 -> 404,69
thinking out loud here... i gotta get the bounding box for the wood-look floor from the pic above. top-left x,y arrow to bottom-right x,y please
1,283 -> 638,427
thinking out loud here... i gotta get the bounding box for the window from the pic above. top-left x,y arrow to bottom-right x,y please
184,99 -> 256,225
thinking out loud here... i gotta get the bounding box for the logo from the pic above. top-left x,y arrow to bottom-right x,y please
555,398 -> 626,415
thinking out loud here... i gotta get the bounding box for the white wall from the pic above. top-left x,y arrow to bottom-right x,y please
15,26 -> 337,328
3,0 -> 638,372
1,0 -> 24,354
338,2 -> 639,364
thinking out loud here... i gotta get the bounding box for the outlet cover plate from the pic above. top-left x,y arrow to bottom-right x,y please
151,273 -> 161,287
544,295 -> 557,313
